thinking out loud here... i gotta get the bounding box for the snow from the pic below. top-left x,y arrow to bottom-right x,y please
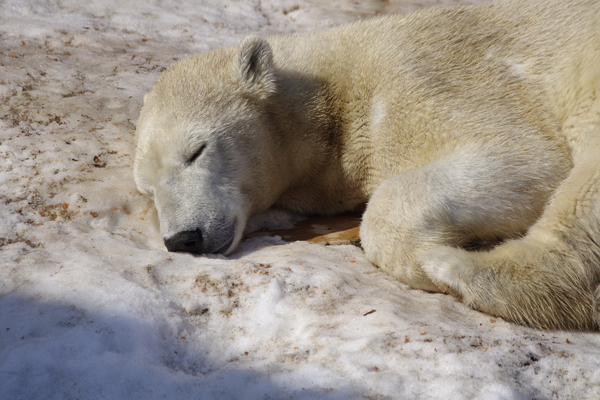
1,0 -> 599,399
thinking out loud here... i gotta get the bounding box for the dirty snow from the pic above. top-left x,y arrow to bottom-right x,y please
1,0 -> 599,399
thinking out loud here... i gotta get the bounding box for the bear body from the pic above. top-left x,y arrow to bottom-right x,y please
134,0 -> 600,329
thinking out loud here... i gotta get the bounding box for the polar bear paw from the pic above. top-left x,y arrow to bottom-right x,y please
421,247 -> 478,300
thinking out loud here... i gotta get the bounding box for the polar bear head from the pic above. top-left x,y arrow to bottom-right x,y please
134,36 -> 291,255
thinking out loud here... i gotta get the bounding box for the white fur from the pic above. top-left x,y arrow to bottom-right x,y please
135,0 -> 600,329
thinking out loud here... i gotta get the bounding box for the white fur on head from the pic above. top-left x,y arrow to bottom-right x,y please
236,35 -> 276,99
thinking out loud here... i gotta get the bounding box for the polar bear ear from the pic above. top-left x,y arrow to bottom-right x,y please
236,35 -> 276,99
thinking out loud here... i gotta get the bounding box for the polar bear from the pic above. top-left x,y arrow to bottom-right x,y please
134,0 -> 600,330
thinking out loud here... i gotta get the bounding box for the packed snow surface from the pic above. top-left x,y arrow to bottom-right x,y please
1,1 -> 599,399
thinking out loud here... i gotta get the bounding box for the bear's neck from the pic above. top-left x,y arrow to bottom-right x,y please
268,68 -> 372,215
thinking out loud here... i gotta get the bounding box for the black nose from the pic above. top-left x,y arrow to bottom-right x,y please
164,229 -> 203,253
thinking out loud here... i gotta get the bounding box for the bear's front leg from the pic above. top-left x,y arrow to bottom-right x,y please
360,149 -> 563,295
360,167 -> 450,292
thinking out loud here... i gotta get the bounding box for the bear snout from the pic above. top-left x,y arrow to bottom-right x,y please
164,229 -> 204,254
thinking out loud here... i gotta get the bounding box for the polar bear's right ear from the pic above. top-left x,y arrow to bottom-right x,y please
236,35 -> 276,99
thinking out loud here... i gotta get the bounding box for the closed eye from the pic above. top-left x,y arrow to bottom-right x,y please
187,144 -> 206,164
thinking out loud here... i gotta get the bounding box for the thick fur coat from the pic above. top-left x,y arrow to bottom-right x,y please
134,0 -> 600,330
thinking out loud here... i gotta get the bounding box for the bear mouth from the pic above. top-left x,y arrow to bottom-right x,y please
222,212 -> 247,256
214,237 -> 234,255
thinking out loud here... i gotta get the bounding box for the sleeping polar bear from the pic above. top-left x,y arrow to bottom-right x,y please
134,0 -> 600,330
